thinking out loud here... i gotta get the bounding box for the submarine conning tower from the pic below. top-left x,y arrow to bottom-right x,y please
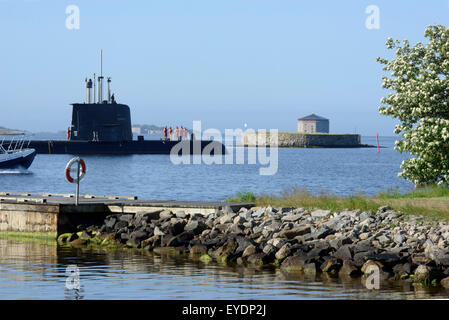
69,53 -> 133,142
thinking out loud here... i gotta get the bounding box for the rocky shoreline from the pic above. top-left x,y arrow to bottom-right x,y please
58,205 -> 449,289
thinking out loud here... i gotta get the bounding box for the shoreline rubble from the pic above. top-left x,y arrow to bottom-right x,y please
58,205 -> 449,289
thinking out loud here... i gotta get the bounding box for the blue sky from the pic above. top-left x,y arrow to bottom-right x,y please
0,0 -> 448,135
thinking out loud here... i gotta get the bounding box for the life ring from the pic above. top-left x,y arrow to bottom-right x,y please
65,157 -> 87,183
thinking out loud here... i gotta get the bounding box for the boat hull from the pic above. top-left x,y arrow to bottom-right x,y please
4,140 -> 226,155
0,149 -> 36,169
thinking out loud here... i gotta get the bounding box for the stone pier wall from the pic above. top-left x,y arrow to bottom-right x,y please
0,202 -> 59,235
242,132 -> 361,148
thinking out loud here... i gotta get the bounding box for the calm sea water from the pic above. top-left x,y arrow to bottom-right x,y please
1,239 -> 448,300
0,134 -> 433,300
0,135 -> 413,200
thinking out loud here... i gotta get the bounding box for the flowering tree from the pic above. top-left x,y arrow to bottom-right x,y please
377,25 -> 449,186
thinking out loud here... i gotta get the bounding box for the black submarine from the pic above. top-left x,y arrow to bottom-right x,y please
11,55 -> 225,155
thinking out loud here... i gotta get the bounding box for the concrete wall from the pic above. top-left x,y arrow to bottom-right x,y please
242,132 -> 361,148
0,202 -> 59,234
0,202 -> 109,237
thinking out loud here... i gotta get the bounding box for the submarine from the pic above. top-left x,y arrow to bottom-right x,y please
7,55 -> 225,155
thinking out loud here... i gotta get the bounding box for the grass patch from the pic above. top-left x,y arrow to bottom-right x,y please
227,186 -> 449,221
227,191 -> 257,203
0,231 -> 57,244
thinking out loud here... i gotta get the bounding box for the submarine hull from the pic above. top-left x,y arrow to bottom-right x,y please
13,140 -> 226,155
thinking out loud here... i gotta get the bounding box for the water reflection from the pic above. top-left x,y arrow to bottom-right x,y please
0,238 -> 448,299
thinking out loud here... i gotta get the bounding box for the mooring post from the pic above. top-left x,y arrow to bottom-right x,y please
76,158 -> 80,206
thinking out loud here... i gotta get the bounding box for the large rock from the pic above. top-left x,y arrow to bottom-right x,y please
311,210 -> 331,218
169,221 -> 186,236
281,214 -> 302,222
333,245 -> 353,260
184,220 -> 207,235
275,243 -> 291,260
154,226 -> 165,236
339,260 -> 360,277
312,227 -> 335,240
130,230 -> 148,242
246,253 -> 271,265
235,237 -> 254,255
104,217 -> 117,229
440,277 -> 449,289
190,244 -> 208,255
365,252 -> 401,267
414,264 -> 438,282
135,210 -> 162,220
262,244 -> 277,257
320,258 -> 342,275
425,246 -> 449,266
119,214 -> 133,223
160,210 -> 174,219
176,231 -> 194,243
242,244 -> 257,258
280,256 -> 307,272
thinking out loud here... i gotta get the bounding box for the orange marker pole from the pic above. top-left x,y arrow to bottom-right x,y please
376,133 -> 380,153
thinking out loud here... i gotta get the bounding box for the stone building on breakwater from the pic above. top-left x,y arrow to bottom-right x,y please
242,113 -> 367,148
297,114 -> 329,133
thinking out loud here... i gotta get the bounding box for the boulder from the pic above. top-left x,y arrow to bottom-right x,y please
280,256 -> 307,273
70,238 -> 87,247
160,210 -> 174,219
246,253 -> 271,265
339,260 -> 360,277
280,225 -> 311,239
414,264 -> 438,283
169,221 -> 187,236
275,243 -> 291,260
135,210 -> 162,220
119,214 -> 133,223
440,277 -> 449,289
242,244 -> 257,258
320,258 -> 342,275
129,230 -> 148,242
105,217 -> 117,229
262,244 -> 277,257
281,214 -> 302,222
190,244 -> 208,255
175,211 -> 186,219
154,226 -> 165,236
311,210 -> 331,218
333,245 -> 353,260
184,220 -> 207,235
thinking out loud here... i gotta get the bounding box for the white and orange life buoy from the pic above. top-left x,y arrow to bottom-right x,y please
65,157 -> 87,183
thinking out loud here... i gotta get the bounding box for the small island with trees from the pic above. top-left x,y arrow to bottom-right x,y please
0,126 -> 24,135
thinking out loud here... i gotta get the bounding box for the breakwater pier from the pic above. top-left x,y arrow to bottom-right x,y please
0,192 -> 253,237
241,132 -> 374,148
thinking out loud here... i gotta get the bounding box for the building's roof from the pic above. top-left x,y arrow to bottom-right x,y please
298,113 -> 328,121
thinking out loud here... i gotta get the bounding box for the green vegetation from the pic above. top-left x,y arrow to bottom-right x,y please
378,25 -> 449,186
227,191 -> 257,203
227,185 -> 449,221
0,126 -> 24,135
0,231 -> 57,244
